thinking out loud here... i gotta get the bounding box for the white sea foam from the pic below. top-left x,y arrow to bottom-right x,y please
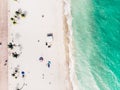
63,0 -> 79,90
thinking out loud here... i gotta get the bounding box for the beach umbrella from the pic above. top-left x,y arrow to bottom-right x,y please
39,57 -> 44,61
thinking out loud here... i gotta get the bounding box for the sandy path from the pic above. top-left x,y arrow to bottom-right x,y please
0,0 -> 8,90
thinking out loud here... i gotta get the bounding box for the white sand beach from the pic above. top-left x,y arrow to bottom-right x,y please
8,0 -> 73,90
0,0 -> 8,90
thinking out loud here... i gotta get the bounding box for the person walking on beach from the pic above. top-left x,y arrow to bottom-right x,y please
47,61 -> 51,68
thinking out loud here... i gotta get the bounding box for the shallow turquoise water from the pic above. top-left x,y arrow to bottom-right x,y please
71,0 -> 120,90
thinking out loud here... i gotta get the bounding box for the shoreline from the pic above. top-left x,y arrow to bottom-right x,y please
63,0 -> 79,90
63,8 -> 73,90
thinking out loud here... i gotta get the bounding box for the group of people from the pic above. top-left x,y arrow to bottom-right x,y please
9,0 -> 55,89
8,42 -> 22,58
11,65 -> 26,90
11,66 -> 25,79
10,1 -> 27,89
10,8 -> 26,24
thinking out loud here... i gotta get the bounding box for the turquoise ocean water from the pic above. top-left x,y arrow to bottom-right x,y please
71,0 -> 120,90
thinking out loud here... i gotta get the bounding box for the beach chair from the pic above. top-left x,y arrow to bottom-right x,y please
46,33 -> 54,47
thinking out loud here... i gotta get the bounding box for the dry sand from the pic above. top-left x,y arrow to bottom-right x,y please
8,0 -> 73,90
